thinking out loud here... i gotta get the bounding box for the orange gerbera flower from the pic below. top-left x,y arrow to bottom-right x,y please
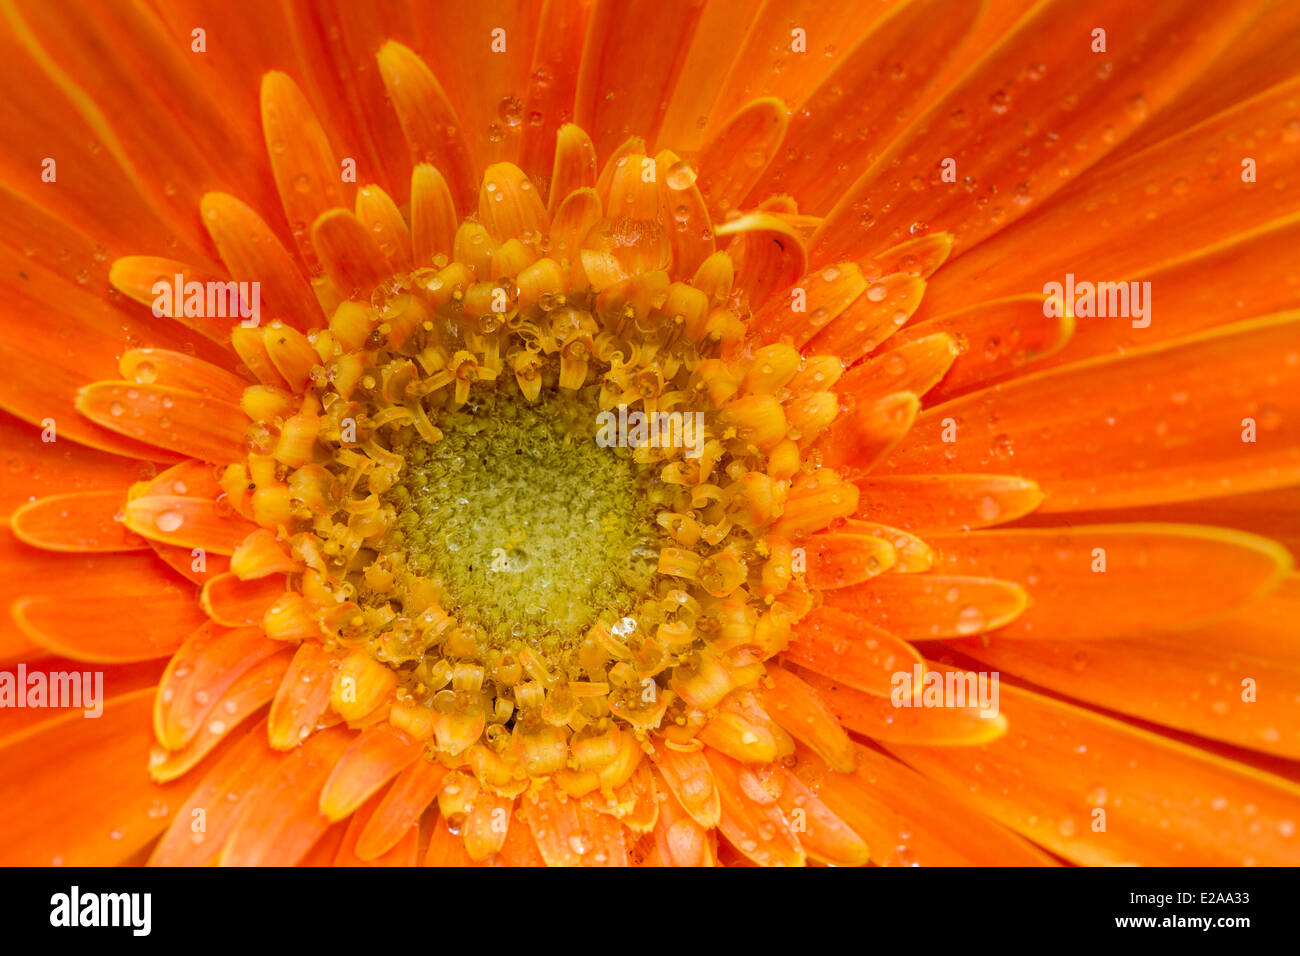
1,0 -> 1298,869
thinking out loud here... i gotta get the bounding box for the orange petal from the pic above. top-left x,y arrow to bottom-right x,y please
703,748 -> 805,867
107,256 -> 235,346
14,577 -> 202,663
268,640 -> 340,750
147,538 -> 231,586
356,757 -> 449,861
782,606 -> 922,697
811,0 -> 1260,265
796,663 -> 1009,746
815,391 -> 919,475
859,233 -> 954,281
651,781 -> 717,867
148,650 -> 292,782
839,519 -> 935,573
548,124 -> 599,213
696,98 -> 787,218
298,822 -> 349,867
492,810 -> 548,867
795,743 -> 1055,866
355,184 -> 413,274
200,192 -> 322,331
0,689 -> 205,865
1034,216 -> 1300,374
650,746 -> 721,829
0,656 -> 165,745
200,572 -> 285,627
479,162 -> 549,245
824,573 -> 1027,640
749,0 -> 981,215
149,721 -> 278,865
770,470 -> 859,537
655,149 -> 715,279
319,723 -> 424,822
410,163 -> 457,266
124,494 -> 258,555
802,532 -> 897,588
423,814 -> 483,867
76,382 -> 248,464
892,296 -> 1072,403
770,765 -> 869,866
749,262 -> 866,349
715,213 -> 806,316
11,491 -> 146,552
804,273 -> 926,363
854,474 -> 1044,532
707,1 -> 894,131
220,724 -> 355,866
230,326 -> 290,388
260,71 -> 350,264
929,525 -> 1293,640
332,790 -> 420,867
153,622 -> 283,750
886,679 -> 1300,865
884,315 -> 1300,510
836,333 -> 960,405
463,791 -> 516,862
519,781 -> 629,866
312,208 -> 391,299
762,664 -> 856,772
375,41 -> 476,211
0,409 -> 155,518
0,531 -> 178,662
520,3 -> 591,185
573,0 -> 705,158
923,76 -> 1300,317
119,348 -> 250,405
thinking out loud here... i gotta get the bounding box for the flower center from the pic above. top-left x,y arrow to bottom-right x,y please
384,382 -> 661,663
219,153 -> 867,787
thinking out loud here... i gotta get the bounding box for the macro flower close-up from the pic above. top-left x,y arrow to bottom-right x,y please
1,0 -> 1299,875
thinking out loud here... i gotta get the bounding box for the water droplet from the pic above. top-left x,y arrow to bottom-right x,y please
498,95 -> 523,128
155,511 -> 184,533
666,161 -> 697,190
955,605 -> 985,635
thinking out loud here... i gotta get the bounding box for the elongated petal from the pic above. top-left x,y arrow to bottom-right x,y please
356,758 -> 448,861
796,664 -> 1009,746
268,640 -> 339,750
783,606 -> 922,697
928,525 -> 1293,640
11,491 -> 146,552
855,474 -> 1044,532
76,383 -> 248,464
703,748 -> 804,867
886,681 -> 1300,865
884,315 -> 1300,510
824,573 -> 1027,640
221,725 -> 355,866
0,690 -> 202,865
153,623 -> 282,750
319,723 -> 424,821
795,744 -> 1055,866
